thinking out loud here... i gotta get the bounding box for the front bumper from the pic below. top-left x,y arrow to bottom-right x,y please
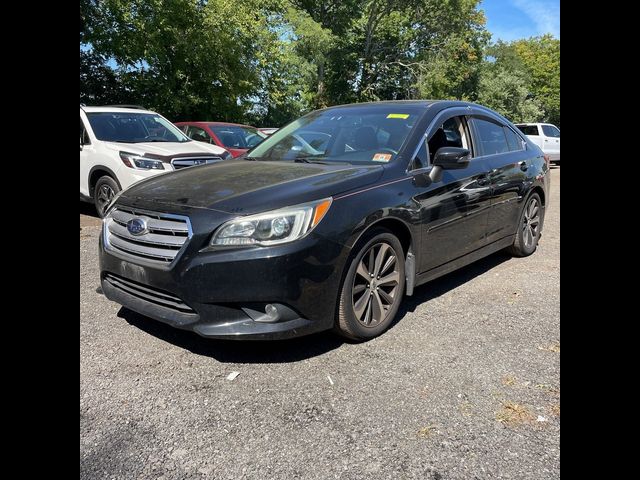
99,226 -> 350,340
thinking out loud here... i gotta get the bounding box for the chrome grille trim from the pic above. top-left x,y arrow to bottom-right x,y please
103,207 -> 192,265
171,156 -> 223,169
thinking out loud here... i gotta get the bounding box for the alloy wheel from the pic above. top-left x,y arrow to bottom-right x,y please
352,242 -> 401,327
522,197 -> 540,249
96,184 -> 115,216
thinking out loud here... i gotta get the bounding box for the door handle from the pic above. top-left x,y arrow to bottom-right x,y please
519,161 -> 528,171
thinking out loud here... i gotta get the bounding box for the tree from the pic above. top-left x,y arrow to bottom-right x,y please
476,65 -> 544,122
482,35 -> 560,126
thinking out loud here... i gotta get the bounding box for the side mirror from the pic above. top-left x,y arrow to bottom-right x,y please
433,147 -> 470,170
80,136 -> 84,151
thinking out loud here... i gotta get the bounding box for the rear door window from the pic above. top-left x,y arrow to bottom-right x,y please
473,118 -> 509,156
516,125 -> 540,136
503,127 -> 523,152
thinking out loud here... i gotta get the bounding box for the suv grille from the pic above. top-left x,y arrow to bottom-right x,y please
103,273 -> 195,314
104,207 -> 192,264
171,157 -> 223,169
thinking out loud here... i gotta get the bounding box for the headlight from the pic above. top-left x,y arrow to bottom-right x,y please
210,198 -> 332,247
119,152 -> 165,170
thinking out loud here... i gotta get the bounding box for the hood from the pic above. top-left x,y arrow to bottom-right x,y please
119,159 -> 384,215
103,140 -> 227,158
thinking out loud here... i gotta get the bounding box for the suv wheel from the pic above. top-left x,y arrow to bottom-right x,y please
335,229 -> 406,340
94,176 -> 120,218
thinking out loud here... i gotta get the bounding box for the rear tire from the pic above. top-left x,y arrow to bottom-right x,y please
335,229 -> 406,341
94,176 -> 120,218
507,192 -> 542,257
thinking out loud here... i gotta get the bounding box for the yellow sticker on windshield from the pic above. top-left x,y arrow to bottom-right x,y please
387,113 -> 409,119
372,153 -> 392,162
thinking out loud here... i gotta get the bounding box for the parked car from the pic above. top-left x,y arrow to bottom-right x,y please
515,123 -> 560,164
175,121 -> 267,158
259,127 -> 279,136
100,100 -> 549,341
81,105 -> 232,217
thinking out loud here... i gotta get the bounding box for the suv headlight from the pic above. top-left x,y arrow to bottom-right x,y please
210,198 -> 332,247
119,152 -> 165,170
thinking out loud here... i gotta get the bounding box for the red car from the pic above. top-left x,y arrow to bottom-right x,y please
175,121 -> 267,158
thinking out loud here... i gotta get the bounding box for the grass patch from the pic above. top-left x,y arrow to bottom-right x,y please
538,342 -> 560,353
496,402 -> 535,426
417,426 -> 437,438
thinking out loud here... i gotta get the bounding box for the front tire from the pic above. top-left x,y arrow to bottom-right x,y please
335,229 -> 406,340
507,193 -> 543,257
94,176 -> 120,218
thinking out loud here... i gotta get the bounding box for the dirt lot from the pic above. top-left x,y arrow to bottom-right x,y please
80,167 -> 560,480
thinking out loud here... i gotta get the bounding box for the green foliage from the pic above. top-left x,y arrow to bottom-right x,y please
480,35 -> 560,125
80,0 -> 559,126
476,66 -> 545,123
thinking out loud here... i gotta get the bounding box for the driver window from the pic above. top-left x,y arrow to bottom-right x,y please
427,116 -> 470,163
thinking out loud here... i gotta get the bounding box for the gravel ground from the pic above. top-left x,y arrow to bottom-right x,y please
80,167 -> 560,480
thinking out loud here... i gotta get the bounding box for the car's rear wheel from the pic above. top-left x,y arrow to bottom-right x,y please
94,176 -> 120,218
507,192 -> 542,257
335,229 -> 405,340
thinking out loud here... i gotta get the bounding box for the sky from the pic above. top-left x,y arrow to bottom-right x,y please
481,0 -> 560,42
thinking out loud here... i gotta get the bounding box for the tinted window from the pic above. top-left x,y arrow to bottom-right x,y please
542,125 -> 560,137
516,125 -> 539,136
504,127 -> 523,151
474,119 -> 509,156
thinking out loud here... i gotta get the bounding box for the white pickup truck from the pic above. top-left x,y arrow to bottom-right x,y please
515,123 -> 560,164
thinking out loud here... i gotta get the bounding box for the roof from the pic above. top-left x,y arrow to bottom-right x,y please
80,105 -> 155,114
174,121 -> 258,129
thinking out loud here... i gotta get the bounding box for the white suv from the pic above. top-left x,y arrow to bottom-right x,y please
80,105 -> 231,216
515,123 -> 560,164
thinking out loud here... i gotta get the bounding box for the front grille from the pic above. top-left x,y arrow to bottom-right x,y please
103,273 -> 195,314
171,156 -> 222,169
104,207 -> 192,264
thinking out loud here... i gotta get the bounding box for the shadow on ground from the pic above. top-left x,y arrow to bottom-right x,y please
80,201 -> 99,218
118,250 -> 512,363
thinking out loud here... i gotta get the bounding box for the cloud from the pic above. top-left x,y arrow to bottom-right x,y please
512,0 -> 560,38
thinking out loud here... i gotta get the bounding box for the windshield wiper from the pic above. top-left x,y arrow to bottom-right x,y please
294,158 -> 349,165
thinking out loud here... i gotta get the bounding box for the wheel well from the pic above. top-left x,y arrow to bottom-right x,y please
531,186 -> 545,206
361,218 -> 413,255
89,169 -> 119,198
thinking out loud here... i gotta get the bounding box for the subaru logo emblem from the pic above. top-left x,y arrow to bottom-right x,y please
126,217 -> 148,236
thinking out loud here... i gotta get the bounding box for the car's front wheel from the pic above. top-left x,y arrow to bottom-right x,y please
335,229 -> 406,340
94,176 -> 120,218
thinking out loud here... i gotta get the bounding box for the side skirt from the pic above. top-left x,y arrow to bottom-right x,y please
414,236 -> 515,288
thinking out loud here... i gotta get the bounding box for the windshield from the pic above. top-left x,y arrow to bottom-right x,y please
86,112 -> 191,143
210,125 -> 266,149
247,106 -> 423,164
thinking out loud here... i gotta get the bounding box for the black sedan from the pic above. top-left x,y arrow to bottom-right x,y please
99,100 -> 549,341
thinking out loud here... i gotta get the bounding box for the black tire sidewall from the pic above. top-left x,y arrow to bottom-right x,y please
94,176 -> 120,218
337,230 -> 406,340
